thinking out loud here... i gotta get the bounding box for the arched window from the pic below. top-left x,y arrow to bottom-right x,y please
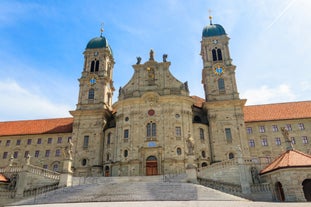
217,49 -> 223,60
88,88 -> 95,100
201,151 -> 206,158
95,60 -> 99,72
146,122 -> 156,137
218,78 -> 225,91
106,153 -> 110,161
81,159 -> 87,166
124,150 -> 128,158
212,49 -> 217,61
200,128 -> 204,140
53,164 -> 59,172
90,61 -> 95,72
176,147 -> 182,155
201,162 -> 208,167
229,152 -> 234,159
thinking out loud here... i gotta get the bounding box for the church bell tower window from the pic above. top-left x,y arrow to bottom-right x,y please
88,88 -> 95,100
218,78 -> 225,92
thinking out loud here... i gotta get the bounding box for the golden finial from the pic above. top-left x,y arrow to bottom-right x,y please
208,9 -> 213,25
100,22 -> 104,37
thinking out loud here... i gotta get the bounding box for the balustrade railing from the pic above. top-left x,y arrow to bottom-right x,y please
198,177 -> 242,195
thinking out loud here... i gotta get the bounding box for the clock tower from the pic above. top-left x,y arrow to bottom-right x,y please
70,29 -> 115,176
201,17 -> 249,162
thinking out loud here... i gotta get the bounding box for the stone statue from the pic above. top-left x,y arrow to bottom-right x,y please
64,139 -> 73,160
26,154 -> 31,165
9,155 -> 14,167
250,166 -> 260,184
184,81 -> 189,92
163,54 -> 168,62
149,49 -> 154,61
186,135 -> 195,155
136,56 -> 141,64
281,127 -> 293,150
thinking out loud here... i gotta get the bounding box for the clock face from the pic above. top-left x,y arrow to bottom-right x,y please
213,39 -> 218,44
94,51 -> 98,56
213,63 -> 225,75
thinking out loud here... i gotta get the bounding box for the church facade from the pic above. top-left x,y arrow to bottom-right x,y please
0,20 -> 310,179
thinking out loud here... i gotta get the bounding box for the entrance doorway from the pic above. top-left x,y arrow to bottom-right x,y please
302,179 -> 311,201
104,166 -> 110,177
275,182 -> 285,202
146,156 -> 158,176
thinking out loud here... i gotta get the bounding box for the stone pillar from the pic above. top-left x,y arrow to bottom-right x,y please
59,159 -> 73,187
238,156 -> 251,195
15,166 -> 28,198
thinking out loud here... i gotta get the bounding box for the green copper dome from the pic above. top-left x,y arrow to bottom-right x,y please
202,24 -> 226,37
86,36 -> 109,49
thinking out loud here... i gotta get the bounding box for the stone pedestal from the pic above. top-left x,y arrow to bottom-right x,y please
238,156 -> 251,195
59,159 -> 73,187
186,155 -> 197,183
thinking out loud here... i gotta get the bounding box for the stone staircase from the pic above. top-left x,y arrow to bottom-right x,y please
13,176 -> 246,205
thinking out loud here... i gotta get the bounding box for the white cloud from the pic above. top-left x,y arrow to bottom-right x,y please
0,79 -> 71,121
241,84 -> 297,105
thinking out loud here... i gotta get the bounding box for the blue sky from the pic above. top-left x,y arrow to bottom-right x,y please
0,0 -> 310,121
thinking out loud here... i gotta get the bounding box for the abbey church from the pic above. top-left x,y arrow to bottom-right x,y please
0,18 -> 311,202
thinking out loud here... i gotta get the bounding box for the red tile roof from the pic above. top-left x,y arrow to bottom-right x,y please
0,118 -> 73,136
260,150 -> 311,175
0,173 -> 8,182
191,96 -> 311,122
243,101 -> 311,122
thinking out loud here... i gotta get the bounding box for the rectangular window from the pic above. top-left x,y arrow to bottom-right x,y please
55,149 -> 61,157
175,127 -> 181,137
27,139 -> 32,145
13,151 -> 18,158
246,127 -> 252,134
6,140 -> 11,146
261,138 -> 268,146
16,140 -> 21,145
124,129 -> 129,139
83,136 -> 89,148
272,125 -> 278,132
302,136 -> 308,144
200,128 -> 205,140
37,138 -> 42,144
24,151 -> 29,158
146,123 -> 156,137
57,137 -> 62,144
35,150 -> 40,158
225,128 -> 232,143
259,126 -> 265,133
0,140 -> 2,145
291,137 -> 296,145
249,139 -> 255,147
298,123 -> 305,130
275,137 -> 281,146
285,124 -> 292,131
3,152 -> 8,159
48,138 -> 53,144
43,165 -> 48,169
45,150 -> 50,157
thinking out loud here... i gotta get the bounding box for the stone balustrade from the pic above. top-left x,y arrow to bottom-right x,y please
198,177 -> 242,196
250,183 -> 271,193
27,164 -> 60,180
23,182 -> 59,198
